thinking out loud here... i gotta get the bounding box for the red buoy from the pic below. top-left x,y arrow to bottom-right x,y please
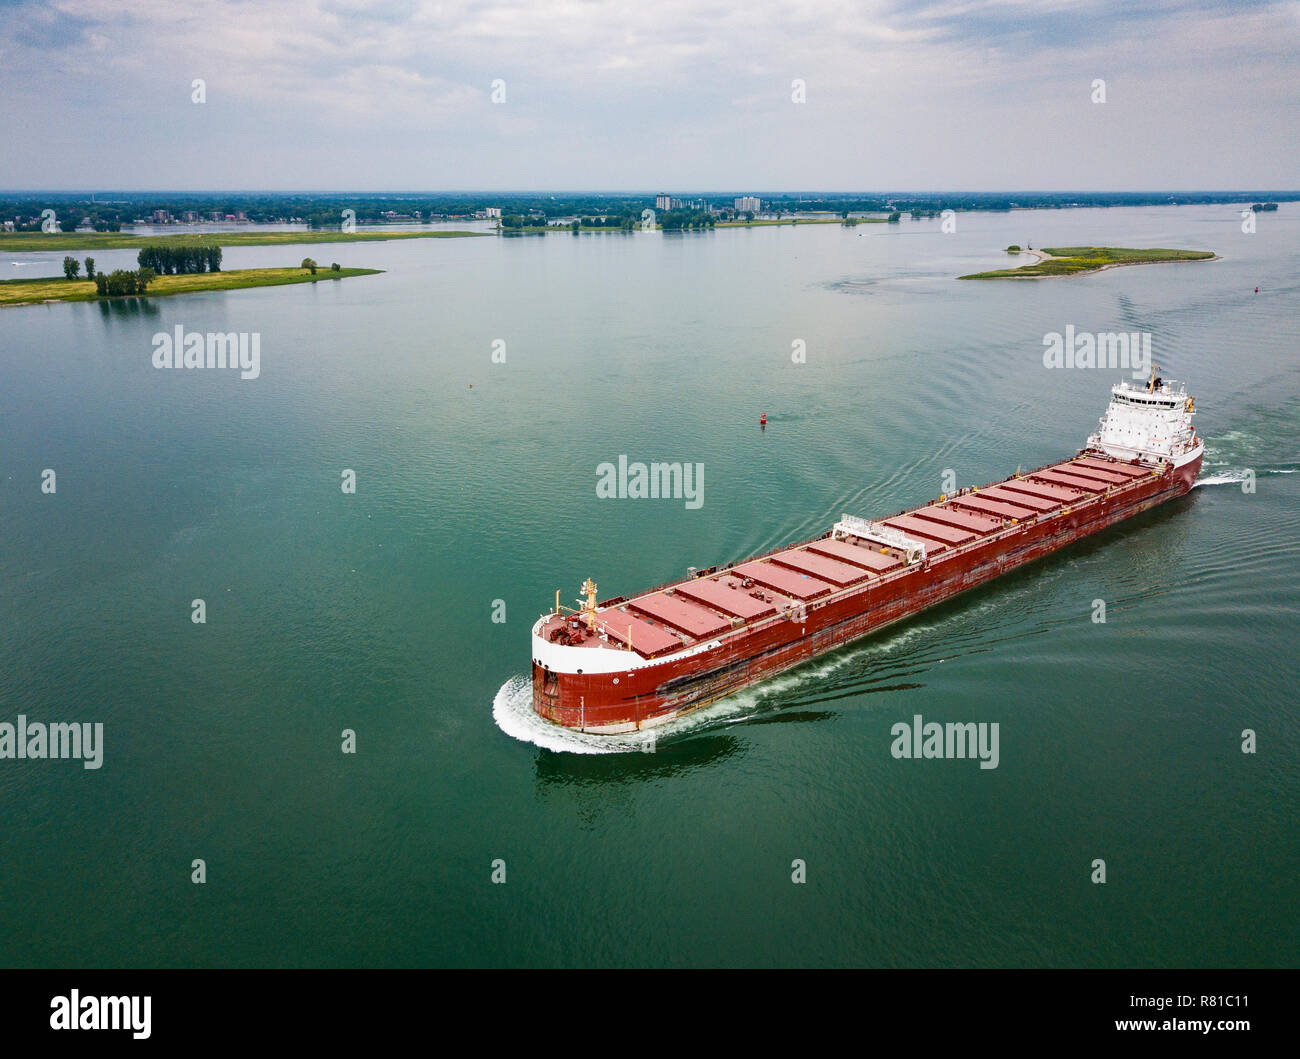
760,413 -> 767,426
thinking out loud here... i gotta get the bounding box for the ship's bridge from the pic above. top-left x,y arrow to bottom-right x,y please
1087,375 -> 1200,464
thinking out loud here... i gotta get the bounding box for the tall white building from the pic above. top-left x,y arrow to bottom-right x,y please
655,193 -> 671,211
734,196 -> 761,213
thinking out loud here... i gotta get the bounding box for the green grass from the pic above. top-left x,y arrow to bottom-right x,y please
959,246 -> 1216,279
0,230 -> 484,252
0,266 -> 383,307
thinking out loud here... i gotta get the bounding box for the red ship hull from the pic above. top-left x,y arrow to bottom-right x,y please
532,450 -> 1201,733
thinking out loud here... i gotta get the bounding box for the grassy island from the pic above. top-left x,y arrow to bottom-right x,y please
959,246 -> 1216,279
0,266 -> 382,307
0,230 -> 483,253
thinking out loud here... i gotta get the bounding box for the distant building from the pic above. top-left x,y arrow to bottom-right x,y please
735,196 -> 761,213
151,209 -> 171,224
485,207 -> 501,219
181,211 -> 198,223
655,193 -> 672,211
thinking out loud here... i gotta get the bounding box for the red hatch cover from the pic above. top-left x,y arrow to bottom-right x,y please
1030,469 -> 1105,493
883,514 -> 976,546
1076,457 -> 1150,479
1053,461 -> 1130,485
771,548 -> 870,587
597,611 -> 682,656
806,538 -> 902,573
732,561 -> 833,600
979,485 -> 1060,512
629,592 -> 732,639
999,479 -> 1083,503
950,495 -> 1035,520
676,578 -> 778,619
914,504 -> 1002,535
719,576 -> 799,610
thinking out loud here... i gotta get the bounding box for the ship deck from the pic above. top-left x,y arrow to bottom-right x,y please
537,452 -> 1159,659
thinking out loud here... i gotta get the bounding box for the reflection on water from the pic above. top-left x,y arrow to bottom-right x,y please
97,296 -> 161,318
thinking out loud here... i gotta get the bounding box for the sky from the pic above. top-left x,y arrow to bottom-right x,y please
2,0 -> 1298,191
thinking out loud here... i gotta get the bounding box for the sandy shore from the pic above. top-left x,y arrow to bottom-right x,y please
1013,247 -> 1052,264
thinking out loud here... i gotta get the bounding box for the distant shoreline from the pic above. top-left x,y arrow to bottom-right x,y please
5,196 -> 1286,253
0,230 -> 484,253
501,217 -> 884,234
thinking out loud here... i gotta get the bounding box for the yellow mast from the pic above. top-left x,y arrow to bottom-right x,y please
580,578 -> 598,630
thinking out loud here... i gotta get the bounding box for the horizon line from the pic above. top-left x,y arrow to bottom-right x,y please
3,188 -> 1299,197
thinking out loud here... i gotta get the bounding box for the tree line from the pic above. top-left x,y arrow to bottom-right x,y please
63,256 -> 96,279
59,252 -> 157,296
503,208 -> 717,231
94,269 -> 157,296
656,210 -> 716,230
136,245 -> 222,274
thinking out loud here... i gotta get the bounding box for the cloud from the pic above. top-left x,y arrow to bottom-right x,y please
0,0 -> 1296,188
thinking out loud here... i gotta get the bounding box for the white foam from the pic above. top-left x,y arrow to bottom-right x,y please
1194,470 -> 1251,488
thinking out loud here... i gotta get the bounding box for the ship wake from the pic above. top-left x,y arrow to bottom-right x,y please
1194,468 -> 1295,488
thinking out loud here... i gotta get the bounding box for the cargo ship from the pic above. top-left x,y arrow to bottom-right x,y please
532,374 -> 1203,733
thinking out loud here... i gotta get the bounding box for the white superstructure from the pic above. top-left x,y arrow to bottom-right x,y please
1087,374 -> 1203,469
